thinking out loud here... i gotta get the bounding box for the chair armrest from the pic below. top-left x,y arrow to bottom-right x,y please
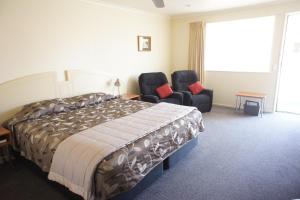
141,95 -> 160,103
200,89 -> 213,99
199,89 -> 213,111
169,92 -> 183,104
178,91 -> 193,106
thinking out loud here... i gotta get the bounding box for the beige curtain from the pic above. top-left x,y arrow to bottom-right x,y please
188,21 -> 205,84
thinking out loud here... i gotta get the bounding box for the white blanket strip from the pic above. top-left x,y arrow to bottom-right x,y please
48,103 -> 196,200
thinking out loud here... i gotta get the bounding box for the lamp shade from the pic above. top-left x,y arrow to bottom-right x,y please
114,78 -> 121,87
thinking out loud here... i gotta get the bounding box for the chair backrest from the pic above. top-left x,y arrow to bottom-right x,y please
138,72 -> 168,96
172,70 -> 198,91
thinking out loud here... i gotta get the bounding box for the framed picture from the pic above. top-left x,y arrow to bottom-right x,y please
138,36 -> 151,51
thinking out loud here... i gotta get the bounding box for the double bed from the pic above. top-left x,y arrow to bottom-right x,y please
1,71 -> 204,200
4,92 -> 204,200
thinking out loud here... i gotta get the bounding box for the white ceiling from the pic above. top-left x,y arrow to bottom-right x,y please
96,0 -> 293,16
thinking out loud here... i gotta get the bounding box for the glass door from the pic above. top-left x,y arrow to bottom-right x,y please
277,13 -> 300,114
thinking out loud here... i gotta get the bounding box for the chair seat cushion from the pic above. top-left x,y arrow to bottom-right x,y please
156,83 -> 173,99
188,82 -> 205,95
160,97 -> 181,105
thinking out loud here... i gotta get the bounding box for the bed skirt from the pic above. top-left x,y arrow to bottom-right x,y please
110,162 -> 164,200
110,136 -> 199,200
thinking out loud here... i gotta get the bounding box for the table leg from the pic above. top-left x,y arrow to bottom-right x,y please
0,148 -> 4,163
4,146 -> 10,162
259,98 -> 263,117
235,96 -> 238,110
0,146 -> 10,163
238,96 -> 242,110
261,98 -> 265,117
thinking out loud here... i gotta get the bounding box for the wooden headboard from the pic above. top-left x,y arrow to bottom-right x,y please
0,70 -> 121,124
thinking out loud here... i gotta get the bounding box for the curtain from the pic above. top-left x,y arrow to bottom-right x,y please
188,21 -> 205,84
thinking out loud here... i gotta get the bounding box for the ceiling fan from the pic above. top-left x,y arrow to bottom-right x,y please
152,0 -> 165,8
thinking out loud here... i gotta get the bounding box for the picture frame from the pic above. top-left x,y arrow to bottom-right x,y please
137,36 -> 151,51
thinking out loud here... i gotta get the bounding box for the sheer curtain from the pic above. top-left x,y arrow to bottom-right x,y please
188,21 -> 205,84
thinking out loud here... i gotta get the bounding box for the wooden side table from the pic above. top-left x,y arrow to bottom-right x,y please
0,127 -> 12,162
235,92 -> 266,117
121,93 -> 140,101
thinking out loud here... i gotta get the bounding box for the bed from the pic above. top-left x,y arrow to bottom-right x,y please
3,92 -> 204,200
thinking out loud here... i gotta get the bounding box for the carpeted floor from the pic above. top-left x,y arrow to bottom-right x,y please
1,106 -> 300,200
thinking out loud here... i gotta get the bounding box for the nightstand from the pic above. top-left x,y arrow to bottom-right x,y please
121,93 -> 140,100
0,127 -> 11,162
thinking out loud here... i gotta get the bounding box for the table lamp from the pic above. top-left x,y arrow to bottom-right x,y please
114,78 -> 121,97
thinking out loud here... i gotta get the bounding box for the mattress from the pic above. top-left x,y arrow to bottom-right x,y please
4,93 -> 204,200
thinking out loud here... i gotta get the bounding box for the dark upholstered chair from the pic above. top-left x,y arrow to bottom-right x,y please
138,72 -> 183,105
171,70 -> 213,112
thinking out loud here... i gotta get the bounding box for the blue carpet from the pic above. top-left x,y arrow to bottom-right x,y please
135,107 -> 300,200
1,107 -> 300,200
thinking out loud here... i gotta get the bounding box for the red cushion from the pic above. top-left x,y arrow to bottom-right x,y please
156,83 -> 173,99
188,82 -> 205,95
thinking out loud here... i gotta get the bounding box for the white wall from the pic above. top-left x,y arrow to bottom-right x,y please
171,1 -> 300,112
0,0 -> 171,94
2,0 -> 300,112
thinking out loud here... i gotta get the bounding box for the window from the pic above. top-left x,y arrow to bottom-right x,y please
205,16 -> 275,72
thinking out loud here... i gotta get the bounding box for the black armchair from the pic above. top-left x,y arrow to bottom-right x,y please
171,70 -> 213,112
138,72 -> 183,105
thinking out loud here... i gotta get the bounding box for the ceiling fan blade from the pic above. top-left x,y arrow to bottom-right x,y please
152,0 -> 165,8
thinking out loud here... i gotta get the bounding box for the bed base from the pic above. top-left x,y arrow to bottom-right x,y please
163,136 -> 199,170
110,136 -> 199,200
